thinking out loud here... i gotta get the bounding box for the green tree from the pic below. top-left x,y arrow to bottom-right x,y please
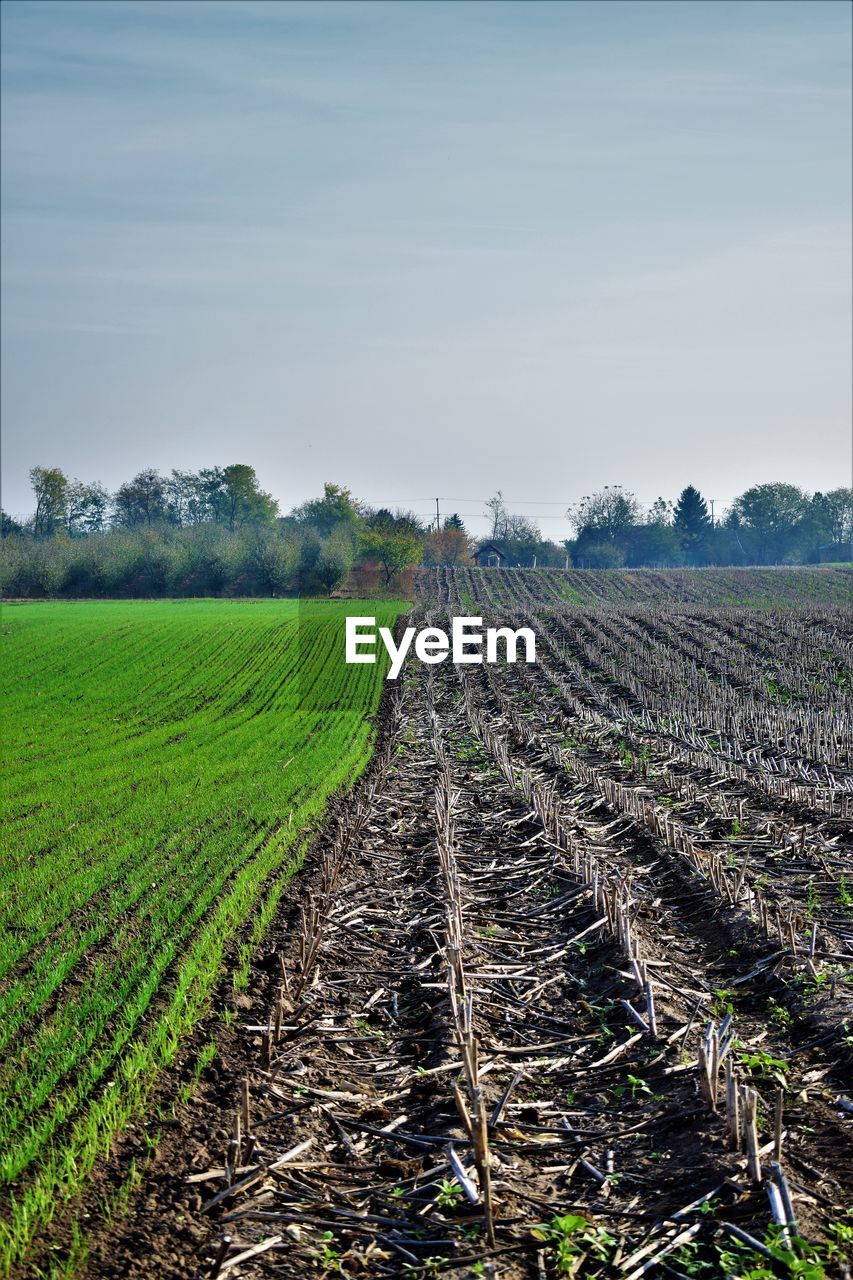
807,488 -> 853,559
292,483 -> 362,537
180,524 -> 241,593
503,513 -> 543,566
198,464 -> 278,532
250,529 -> 301,594
569,485 -> 640,564
66,481 -> 109,536
580,541 -> 625,568
113,469 -> 170,528
569,486 -> 641,543
625,523 -> 681,567
728,483 -> 809,564
30,466 -> 69,537
1,510 -> 23,537
165,470 -> 208,526
673,485 -> 711,562
314,530 -> 355,595
361,510 -> 424,585
822,488 -> 853,547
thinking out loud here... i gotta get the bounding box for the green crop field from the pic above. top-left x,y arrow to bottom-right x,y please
0,598 -> 405,1274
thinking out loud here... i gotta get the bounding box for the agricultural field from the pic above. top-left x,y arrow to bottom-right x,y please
78,571 -> 853,1280
3,573 -> 853,1280
416,564 -> 853,609
0,599 -> 405,1277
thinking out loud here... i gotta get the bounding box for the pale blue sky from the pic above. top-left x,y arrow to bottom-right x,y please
2,0 -> 850,537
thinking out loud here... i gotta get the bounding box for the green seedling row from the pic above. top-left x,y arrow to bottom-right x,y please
0,598 -> 405,1273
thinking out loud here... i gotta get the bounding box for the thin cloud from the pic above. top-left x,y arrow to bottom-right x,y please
1,0 -> 850,520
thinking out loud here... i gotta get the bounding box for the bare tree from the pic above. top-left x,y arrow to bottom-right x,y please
485,491 -> 508,540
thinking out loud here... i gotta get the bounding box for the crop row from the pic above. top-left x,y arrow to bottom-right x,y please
514,634 -> 853,937
417,565 -> 853,608
0,600 -> 403,1274
464,652 -> 851,977
182,652 -> 851,1279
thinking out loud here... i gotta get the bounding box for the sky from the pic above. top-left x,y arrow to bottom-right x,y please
2,0 -> 851,541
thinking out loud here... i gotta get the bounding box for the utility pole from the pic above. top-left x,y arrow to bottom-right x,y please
709,498 -> 716,528
435,498 -> 440,533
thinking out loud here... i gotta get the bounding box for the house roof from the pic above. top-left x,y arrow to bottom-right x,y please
475,542 -> 508,558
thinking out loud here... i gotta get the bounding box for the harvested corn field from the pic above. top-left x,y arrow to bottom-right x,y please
415,565 -> 853,609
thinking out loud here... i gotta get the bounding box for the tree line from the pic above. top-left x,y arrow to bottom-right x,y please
564,483 -> 852,569
477,483 -> 852,570
1,470 -> 452,598
1,465 -> 850,598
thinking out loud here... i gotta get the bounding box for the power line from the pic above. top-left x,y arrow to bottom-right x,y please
361,495 -> 738,509
404,504 -> 571,514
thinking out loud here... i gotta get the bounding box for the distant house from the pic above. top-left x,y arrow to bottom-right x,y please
473,542 -> 509,568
